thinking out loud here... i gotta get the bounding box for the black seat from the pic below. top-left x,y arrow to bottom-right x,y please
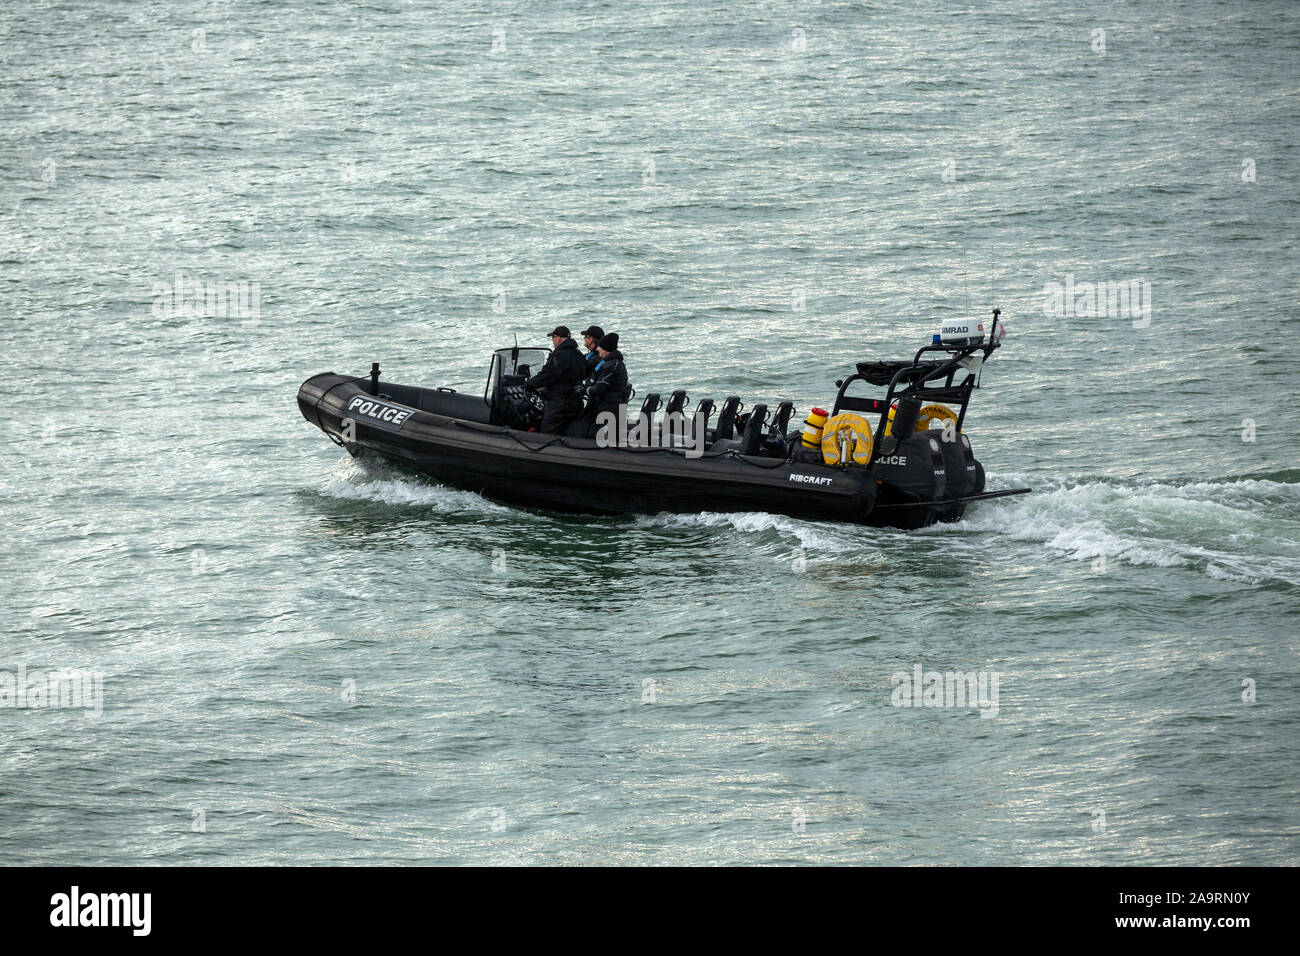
630,393 -> 661,446
715,396 -> 742,440
663,391 -> 688,445
739,404 -> 769,456
771,401 -> 795,437
766,401 -> 796,453
687,398 -> 714,450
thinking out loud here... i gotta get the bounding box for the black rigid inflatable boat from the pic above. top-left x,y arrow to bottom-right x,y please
297,310 -> 1029,528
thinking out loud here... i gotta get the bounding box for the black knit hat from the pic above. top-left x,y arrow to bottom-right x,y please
579,325 -> 604,340
597,332 -> 619,351
547,325 -> 570,338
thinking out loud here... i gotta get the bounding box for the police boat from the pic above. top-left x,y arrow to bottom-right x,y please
296,310 -> 1030,528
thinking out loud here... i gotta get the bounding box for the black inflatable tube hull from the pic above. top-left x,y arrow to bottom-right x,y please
298,373 -> 981,527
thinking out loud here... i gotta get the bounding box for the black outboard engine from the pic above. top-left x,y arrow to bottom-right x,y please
923,430 -> 986,520
871,432 -> 948,529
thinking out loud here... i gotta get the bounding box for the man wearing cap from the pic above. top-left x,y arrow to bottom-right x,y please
525,326 -> 588,434
579,325 -> 604,373
572,332 -> 632,439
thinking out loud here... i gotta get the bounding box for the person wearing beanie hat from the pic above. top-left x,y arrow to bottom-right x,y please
578,325 -> 604,371
525,325 -> 588,434
567,332 -> 632,439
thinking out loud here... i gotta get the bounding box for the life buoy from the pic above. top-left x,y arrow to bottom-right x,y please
820,413 -> 874,466
915,403 -> 958,434
885,401 -> 958,436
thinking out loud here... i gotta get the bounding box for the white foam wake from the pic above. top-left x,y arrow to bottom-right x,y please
639,475 -> 1300,586
633,510 -> 866,553
319,456 -> 1300,586
943,474 -> 1300,586
319,458 -> 510,514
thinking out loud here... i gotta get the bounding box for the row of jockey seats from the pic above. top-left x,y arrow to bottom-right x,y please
622,391 -> 798,456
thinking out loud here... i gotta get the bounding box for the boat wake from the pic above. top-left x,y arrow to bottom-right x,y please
321,455 -> 1300,588
319,458 -> 511,514
632,509 -> 867,554
938,473 -> 1300,587
638,474 -> 1300,588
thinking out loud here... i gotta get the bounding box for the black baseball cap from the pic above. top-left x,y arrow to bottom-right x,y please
579,325 -> 604,339
547,325 -> 570,338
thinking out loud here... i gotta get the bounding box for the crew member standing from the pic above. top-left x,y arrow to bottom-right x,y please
526,326 -> 587,434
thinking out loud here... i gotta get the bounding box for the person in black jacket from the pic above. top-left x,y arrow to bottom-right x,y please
573,332 -> 632,439
526,326 -> 588,434
579,325 -> 604,373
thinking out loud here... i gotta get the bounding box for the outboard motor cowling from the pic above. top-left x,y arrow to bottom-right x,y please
925,429 -> 974,521
871,431 -> 948,529
965,434 -> 985,495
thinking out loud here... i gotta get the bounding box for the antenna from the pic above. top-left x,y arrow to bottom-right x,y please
977,307 -> 1000,387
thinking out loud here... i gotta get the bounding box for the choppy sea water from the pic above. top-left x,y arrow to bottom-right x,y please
2,0 -> 1298,865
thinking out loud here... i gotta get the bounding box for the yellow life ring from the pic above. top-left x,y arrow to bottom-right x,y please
820,413 -> 874,466
885,401 -> 959,436
915,402 -> 958,434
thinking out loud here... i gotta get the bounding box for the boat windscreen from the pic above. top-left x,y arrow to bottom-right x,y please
486,347 -> 552,408
495,347 -> 550,378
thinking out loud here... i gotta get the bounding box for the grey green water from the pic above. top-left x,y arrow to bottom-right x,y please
2,0 -> 1298,865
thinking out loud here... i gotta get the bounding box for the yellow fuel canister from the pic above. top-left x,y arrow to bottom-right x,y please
801,407 -> 829,448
